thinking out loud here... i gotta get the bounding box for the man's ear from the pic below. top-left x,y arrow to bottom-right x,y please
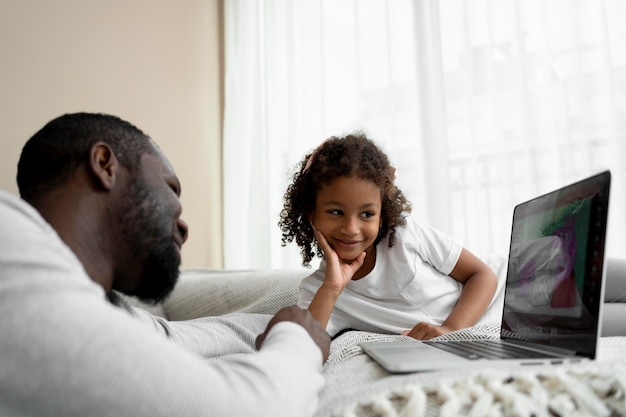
89,142 -> 120,191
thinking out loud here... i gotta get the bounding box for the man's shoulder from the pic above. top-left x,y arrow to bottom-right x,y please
0,189 -> 48,230
0,189 -> 26,212
0,187 -> 95,292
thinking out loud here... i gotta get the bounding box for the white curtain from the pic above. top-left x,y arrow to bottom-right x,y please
223,0 -> 626,270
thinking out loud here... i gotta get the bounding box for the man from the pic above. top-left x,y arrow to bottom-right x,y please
0,113 -> 330,417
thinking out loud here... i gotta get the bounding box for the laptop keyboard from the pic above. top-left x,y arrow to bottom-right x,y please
424,339 -> 557,360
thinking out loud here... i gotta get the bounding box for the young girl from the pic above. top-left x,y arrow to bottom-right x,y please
279,133 -> 500,340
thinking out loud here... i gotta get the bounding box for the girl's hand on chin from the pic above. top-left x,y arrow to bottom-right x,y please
313,226 -> 365,290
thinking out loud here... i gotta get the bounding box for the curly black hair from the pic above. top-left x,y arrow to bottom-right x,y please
279,132 -> 412,267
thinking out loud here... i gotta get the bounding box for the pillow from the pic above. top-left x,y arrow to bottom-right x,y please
162,268 -> 310,321
605,258 -> 626,303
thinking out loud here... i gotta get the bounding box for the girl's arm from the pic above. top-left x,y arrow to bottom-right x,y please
306,227 -> 366,330
403,248 -> 498,340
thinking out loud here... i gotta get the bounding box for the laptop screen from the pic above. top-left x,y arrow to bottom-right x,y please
501,171 -> 610,357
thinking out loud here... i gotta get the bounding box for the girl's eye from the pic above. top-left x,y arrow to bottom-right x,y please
361,211 -> 375,218
327,209 -> 343,216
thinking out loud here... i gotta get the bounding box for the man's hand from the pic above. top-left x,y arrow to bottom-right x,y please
255,306 -> 331,362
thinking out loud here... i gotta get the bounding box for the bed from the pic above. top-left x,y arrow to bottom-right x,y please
127,260 -> 626,417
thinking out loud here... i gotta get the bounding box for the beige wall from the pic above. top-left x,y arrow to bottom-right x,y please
0,0 -> 224,268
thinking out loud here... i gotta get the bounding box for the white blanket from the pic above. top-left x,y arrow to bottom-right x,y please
317,326 -> 626,417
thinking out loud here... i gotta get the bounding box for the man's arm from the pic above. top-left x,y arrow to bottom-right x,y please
0,191 -> 326,417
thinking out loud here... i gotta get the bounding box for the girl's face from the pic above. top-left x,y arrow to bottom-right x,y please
311,176 -> 382,262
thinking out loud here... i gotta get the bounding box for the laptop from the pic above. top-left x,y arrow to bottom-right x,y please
361,170 -> 611,373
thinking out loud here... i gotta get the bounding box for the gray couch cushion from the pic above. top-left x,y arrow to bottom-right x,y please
605,257 -> 626,303
125,257 -> 626,335
602,258 -> 626,336
163,268 -> 309,321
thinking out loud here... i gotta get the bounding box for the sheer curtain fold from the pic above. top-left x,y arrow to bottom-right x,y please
223,0 -> 626,270
222,0 -> 269,268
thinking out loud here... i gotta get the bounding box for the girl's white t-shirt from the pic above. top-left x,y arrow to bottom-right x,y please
298,215 -> 468,336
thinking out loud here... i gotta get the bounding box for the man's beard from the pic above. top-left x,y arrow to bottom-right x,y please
130,239 -> 180,304
118,178 -> 181,304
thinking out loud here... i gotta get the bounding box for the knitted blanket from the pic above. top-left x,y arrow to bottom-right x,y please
317,326 -> 626,417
